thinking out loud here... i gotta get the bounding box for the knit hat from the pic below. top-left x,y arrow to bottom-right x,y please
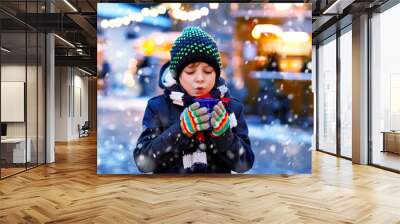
169,26 -> 222,80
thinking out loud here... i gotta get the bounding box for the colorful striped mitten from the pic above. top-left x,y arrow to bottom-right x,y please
180,102 -> 210,137
211,102 -> 230,137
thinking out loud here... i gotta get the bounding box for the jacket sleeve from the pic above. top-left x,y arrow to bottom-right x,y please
134,101 -> 192,173
210,103 -> 254,173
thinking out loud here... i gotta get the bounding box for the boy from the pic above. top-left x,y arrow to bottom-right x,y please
134,27 -> 254,173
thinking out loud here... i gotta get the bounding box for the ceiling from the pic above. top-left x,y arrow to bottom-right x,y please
311,0 -> 389,44
0,0 -> 97,74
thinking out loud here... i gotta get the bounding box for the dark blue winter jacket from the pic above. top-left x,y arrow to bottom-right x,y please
134,71 -> 254,173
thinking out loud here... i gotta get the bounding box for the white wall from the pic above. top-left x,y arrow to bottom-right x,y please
1,64 -> 46,164
55,66 -> 69,141
55,67 -> 89,141
71,73 -> 89,138
1,65 -> 35,138
1,65 -> 26,140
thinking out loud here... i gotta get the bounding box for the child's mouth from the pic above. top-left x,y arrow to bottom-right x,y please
195,87 -> 205,91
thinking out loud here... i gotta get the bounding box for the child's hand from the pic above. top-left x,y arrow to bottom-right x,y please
211,102 -> 230,137
180,102 -> 210,137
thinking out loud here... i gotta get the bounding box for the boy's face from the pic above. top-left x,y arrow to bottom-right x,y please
179,62 -> 216,97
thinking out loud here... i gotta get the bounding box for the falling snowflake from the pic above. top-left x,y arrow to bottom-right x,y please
270,145 -> 276,153
239,147 -> 245,155
226,150 -> 235,159
137,155 -> 145,162
108,124 -> 116,131
116,153 -> 126,161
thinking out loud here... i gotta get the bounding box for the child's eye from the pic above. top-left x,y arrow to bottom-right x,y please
204,70 -> 212,74
185,70 -> 195,74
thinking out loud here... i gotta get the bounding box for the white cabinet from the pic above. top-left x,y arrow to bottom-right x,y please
1,138 -> 31,163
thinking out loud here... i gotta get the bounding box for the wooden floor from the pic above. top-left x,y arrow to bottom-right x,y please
1,163 -> 44,178
1,135 -> 400,223
1,167 -> 26,178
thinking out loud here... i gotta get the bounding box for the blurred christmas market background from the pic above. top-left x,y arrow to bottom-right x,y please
97,3 -> 313,174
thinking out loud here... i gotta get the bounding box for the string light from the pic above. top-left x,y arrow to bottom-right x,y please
209,3 -> 219,9
200,7 -> 209,16
274,3 -> 293,11
170,3 -> 181,10
281,31 -> 310,43
251,24 -> 283,39
141,8 -> 150,16
100,4 -> 212,29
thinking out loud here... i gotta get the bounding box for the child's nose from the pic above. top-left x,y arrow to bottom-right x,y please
194,72 -> 205,82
